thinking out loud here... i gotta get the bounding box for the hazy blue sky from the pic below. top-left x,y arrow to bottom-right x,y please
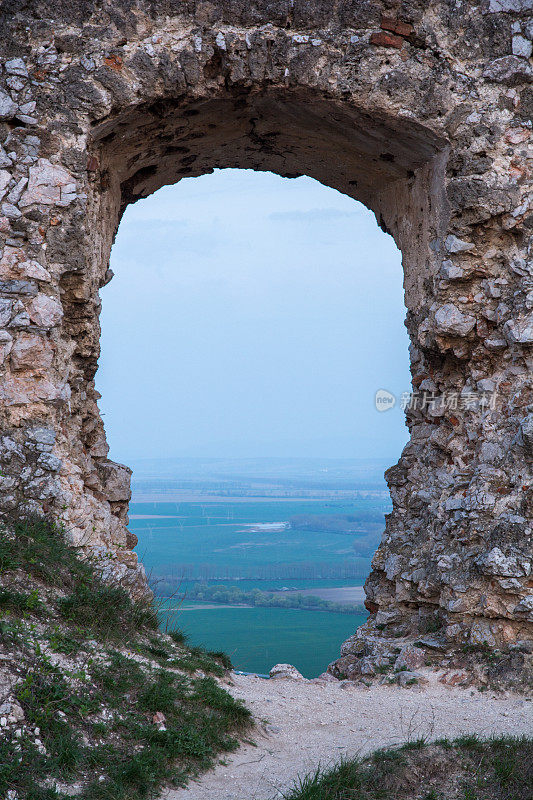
97,169 -> 410,462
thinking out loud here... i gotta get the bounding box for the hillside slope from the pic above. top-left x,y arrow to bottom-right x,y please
0,516 -> 251,800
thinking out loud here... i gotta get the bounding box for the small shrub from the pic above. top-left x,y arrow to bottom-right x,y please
48,627 -> 81,655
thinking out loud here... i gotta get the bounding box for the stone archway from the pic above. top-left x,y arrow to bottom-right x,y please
0,1 -> 531,666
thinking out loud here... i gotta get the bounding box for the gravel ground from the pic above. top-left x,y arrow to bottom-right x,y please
166,671 -> 533,800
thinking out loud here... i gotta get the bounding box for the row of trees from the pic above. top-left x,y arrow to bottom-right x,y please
159,582 -> 366,616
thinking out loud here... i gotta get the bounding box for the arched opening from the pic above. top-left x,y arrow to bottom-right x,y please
96,167 -> 410,675
2,0 -> 531,709
57,85 -> 453,658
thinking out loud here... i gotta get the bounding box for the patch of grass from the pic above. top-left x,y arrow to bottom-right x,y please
82,667 -> 250,800
401,737 -> 427,750
0,515 -> 91,586
454,733 -> 484,751
0,615 -> 24,644
283,736 -> 533,800
137,669 -> 185,714
0,587 -> 42,613
0,514 -> 246,800
48,627 -> 82,655
59,583 -> 158,641
169,648 -> 227,677
190,676 -> 251,729
168,628 -> 187,645
0,734 -> 53,800
207,649 -> 233,670
16,667 -> 89,777
90,651 -> 149,698
141,637 -> 173,660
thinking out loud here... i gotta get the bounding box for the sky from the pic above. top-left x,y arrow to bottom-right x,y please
97,168 -> 411,462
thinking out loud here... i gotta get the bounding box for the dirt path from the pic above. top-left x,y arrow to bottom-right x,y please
166,671 -> 532,800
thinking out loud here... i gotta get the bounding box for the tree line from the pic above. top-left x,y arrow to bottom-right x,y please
158,582 -> 366,616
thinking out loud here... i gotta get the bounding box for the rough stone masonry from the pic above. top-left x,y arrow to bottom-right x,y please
0,0 -> 531,673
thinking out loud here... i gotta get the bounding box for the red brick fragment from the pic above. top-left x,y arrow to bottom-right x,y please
370,32 -> 404,50
104,54 -> 123,71
395,20 -> 414,36
380,15 -> 398,32
380,15 -> 414,37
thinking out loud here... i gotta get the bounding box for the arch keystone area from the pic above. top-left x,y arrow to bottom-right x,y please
0,1 -> 531,680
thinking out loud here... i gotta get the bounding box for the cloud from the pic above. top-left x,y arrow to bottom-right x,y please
268,208 -> 358,223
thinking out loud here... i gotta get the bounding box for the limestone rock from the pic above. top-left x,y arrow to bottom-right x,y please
397,670 -> 426,687
27,295 -> 63,328
444,235 -> 475,253
5,58 -> 28,78
0,89 -> 17,120
435,304 -> 476,337
20,159 -> 77,208
483,56 -> 533,86
11,333 -> 53,371
97,461 -> 132,503
476,548 -> 530,578
504,315 -> 533,344
394,645 -> 425,672
269,664 -> 305,680
521,415 -> 533,455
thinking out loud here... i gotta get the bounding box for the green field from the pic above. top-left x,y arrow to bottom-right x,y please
161,604 -> 366,677
132,497 -> 379,676
130,498 -> 385,582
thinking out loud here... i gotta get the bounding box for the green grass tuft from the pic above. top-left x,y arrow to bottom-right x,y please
0,587 -> 42,613
59,582 -> 158,640
283,735 -> 533,800
0,515 -> 91,585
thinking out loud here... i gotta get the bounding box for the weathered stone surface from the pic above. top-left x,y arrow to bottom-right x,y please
97,460 -> 132,503
434,304 -> 477,337
5,58 -> 28,78
269,664 -> 306,680
0,0 -> 530,647
521,415 -> 533,455
504,315 -> 533,344
397,670 -> 427,688
20,160 -> 77,208
10,333 -> 53,371
483,56 -> 533,85
394,645 -> 426,672
0,90 -> 17,121
27,295 -> 63,328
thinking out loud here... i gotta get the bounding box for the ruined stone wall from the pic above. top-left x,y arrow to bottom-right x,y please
0,1 -> 531,660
